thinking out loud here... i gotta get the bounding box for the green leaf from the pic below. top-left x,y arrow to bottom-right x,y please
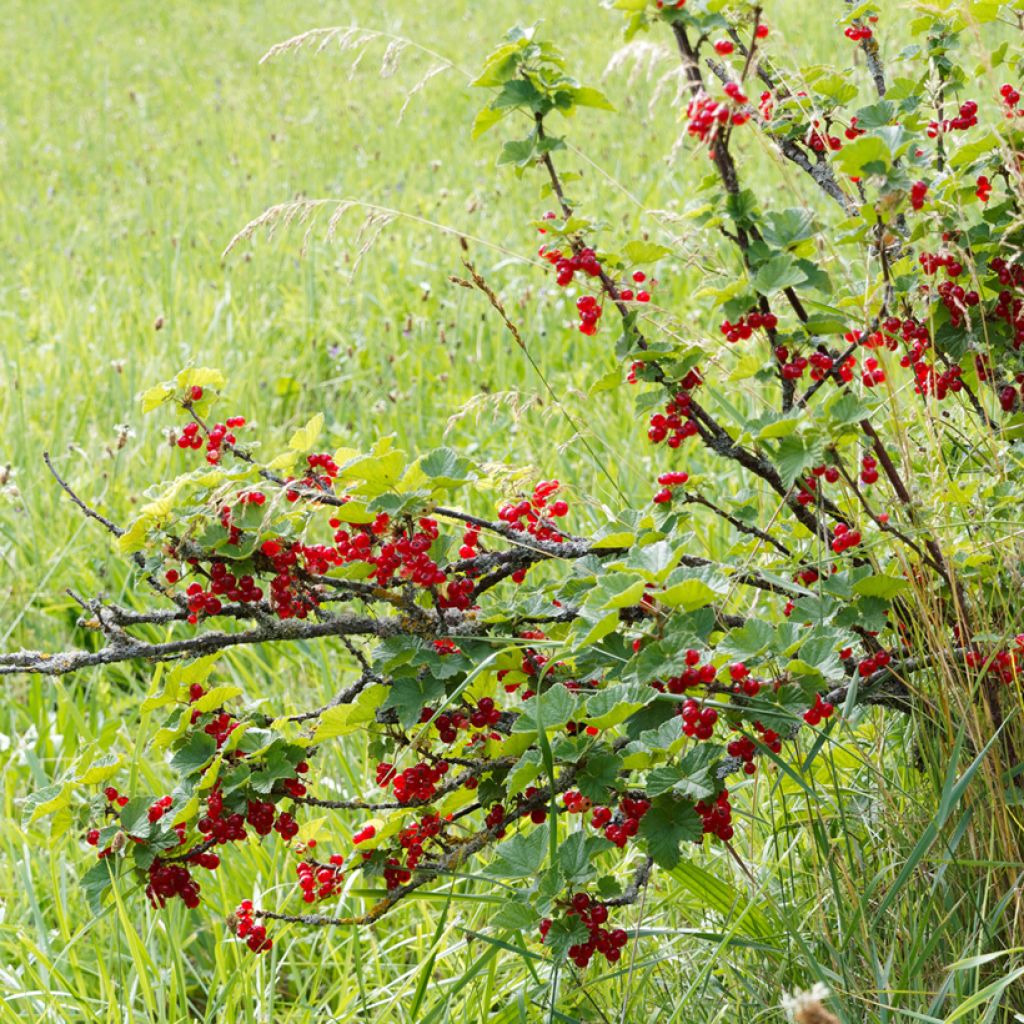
75,753 -> 123,786
312,684 -> 388,741
787,633 -> 846,683
249,742 -> 305,795
576,750 -> 624,802
949,131 -> 999,169
854,100 -> 896,129
571,86 -> 615,111
585,684 -> 656,730
488,824 -> 549,877
639,798 -> 702,868
512,684 -> 579,734
506,749 -> 544,795
646,745 -> 721,801
21,783 -> 68,826
833,135 -> 893,176
623,240 -> 671,265
140,383 -> 174,413
81,858 -> 118,914
557,832 -> 611,881
492,79 -> 545,112
545,915 -> 590,959
852,574 -> 911,599
774,434 -> 824,489
491,899 -> 541,931
471,40 -> 525,88
761,209 -> 816,249
384,674 -> 446,729
717,619 -> 776,661
337,439 -> 406,497
498,135 -> 537,167
471,105 -> 509,138
169,731 -> 217,778
418,447 -> 476,487
190,685 -> 243,713
752,253 -> 809,296
119,796 -> 157,839
288,413 -> 324,452
624,540 -> 683,582
656,567 -> 728,611
176,367 -> 226,392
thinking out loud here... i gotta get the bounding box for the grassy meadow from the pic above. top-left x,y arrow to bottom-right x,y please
1,1 -> 1022,1022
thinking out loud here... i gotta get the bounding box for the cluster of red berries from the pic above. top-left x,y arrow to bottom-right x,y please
861,355 -> 886,388
177,416 -> 246,466
965,637 -> 1024,684
195,790 -> 244,843
400,812 -> 444,867
843,116 -> 866,141
655,651 -> 717,695
352,823 -> 377,845
603,795 -> 651,849
775,347 -> 810,382
147,794 -> 174,824
198,711 -> 238,747
883,317 -> 962,400
146,860 -> 200,909
812,349 -> 855,386
497,482 -> 569,580
383,857 -> 414,890
377,761 -> 448,805
539,244 -> 602,288
919,250 -> 965,279
187,849 -> 221,871
652,469 -> 690,504
483,804 -> 507,837
860,454 -> 879,485
989,258 -> 1024,351
910,181 -> 928,210
976,175 -> 993,203
283,451 -> 340,502
927,99 -> 978,137
856,650 -> 893,678
1000,83 -> 1022,116
806,122 -> 843,154
182,561 -> 264,625
233,901 -> 272,954
830,523 -> 863,554
844,22 -> 873,41
540,892 -> 629,969
753,719 -> 783,755
618,269 -> 652,304
680,698 -> 718,739
934,279 -> 982,329
562,791 -> 593,816
726,734 -> 759,776
685,89 -> 747,146
296,855 -> 345,903
803,693 -> 835,726
429,698 -> 501,744
728,661 -> 762,697
575,295 -> 603,336
720,309 -> 778,344
457,527 -> 481,560
104,785 -> 130,808
516,786 -> 547,825
696,790 -> 734,840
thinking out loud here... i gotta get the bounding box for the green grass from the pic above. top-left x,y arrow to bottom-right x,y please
2,1 -> 1024,1022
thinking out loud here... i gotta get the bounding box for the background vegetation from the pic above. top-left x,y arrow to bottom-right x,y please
1,1 -> 1021,1022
